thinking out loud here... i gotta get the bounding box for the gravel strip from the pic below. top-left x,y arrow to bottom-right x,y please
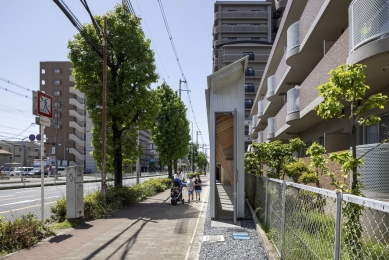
199,201 -> 268,260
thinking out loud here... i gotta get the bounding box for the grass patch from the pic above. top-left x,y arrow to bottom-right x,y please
49,219 -> 80,230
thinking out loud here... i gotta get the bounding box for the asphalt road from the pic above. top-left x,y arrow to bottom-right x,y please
0,175 -> 168,222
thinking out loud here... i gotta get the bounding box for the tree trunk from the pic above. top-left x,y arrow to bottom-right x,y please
351,106 -> 357,191
168,164 -> 173,178
112,120 -> 123,187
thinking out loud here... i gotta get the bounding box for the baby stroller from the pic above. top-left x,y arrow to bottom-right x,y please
170,178 -> 184,205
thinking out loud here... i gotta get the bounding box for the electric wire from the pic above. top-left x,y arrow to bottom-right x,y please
157,0 -> 205,144
0,85 -> 31,99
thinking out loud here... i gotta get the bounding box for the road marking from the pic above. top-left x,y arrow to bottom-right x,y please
0,201 -> 57,215
0,195 -> 38,202
0,195 -> 15,198
15,190 -> 33,194
0,196 -> 61,207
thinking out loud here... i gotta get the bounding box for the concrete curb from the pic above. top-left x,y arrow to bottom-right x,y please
246,198 -> 280,260
0,174 -> 168,190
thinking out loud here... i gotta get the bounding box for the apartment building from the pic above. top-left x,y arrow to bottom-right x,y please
250,0 -> 389,154
40,62 -> 96,171
213,1 -> 276,151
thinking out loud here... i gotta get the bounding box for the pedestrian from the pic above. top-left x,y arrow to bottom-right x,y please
187,176 -> 194,202
194,174 -> 202,202
174,170 -> 183,180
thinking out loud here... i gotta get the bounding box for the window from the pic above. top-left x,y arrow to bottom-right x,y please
245,67 -> 254,76
55,123 -> 61,129
41,80 -> 45,85
366,124 -> 379,144
243,52 -> 255,60
54,68 -> 61,74
41,69 -> 45,74
245,115 -> 252,120
54,112 -> 61,119
245,99 -> 253,109
54,79 -> 61,85
54,90 -> 61,96
245,131 -> 249,136
245,83 -> 255,92
54,102 -> 61,107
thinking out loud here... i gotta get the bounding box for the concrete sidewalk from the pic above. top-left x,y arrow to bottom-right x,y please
3,176 -> 209,260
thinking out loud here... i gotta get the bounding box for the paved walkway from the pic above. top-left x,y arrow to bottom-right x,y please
3,176 -> 209,260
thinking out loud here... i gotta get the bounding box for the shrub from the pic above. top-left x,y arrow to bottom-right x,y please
0,214 -> 53,255
50,198 -> 67,222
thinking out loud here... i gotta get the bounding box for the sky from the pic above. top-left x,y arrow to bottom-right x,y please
0,0 -> 231,149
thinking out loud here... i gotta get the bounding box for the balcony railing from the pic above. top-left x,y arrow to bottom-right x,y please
245,70 -> 255,77
287,21 -> 300,52
214,11 -> 268,20
249,124 -> 253,135
268,117 -> 275,138
214,38 -> 267,46
258,131 -> 264,143
287,87 -> 300,115
213,25 -> 268,34
252,116 -> 257,129
258,100 -> 264,117
267,75 -> 275,98
349,0 -> 389,53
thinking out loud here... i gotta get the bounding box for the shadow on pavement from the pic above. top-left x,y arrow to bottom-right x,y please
48,234 -> 73,243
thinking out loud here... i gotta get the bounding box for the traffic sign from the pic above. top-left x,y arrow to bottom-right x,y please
29,134 -> 35,141
39,116 -> 51,127
37,91 -> 53,118
36,134 -> 41,141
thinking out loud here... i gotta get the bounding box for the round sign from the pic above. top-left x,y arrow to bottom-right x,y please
29,134 -> 35,141
36,134 -> 41,141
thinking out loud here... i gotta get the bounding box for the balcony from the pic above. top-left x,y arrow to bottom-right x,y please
275,0 -> 288,11
69,134 -> 85,147
69,109 -> 85,121
222,54 -> 269,63
349,0 -> 389,54
267,117 -> 275,139
257,131 -> 264,143
214,11 -> 268,20
286,21 -> 300,61
213,25 -> 268,35
286,87 -> 300,123
69,98 -> 85,110
245,70 -> 264,79
69,147 -> 85,161
69,121 -> 85,133
214,38 -> 268,47
267,75 -> 275,98
257,100 -> 264,117
69,87 -> 85,98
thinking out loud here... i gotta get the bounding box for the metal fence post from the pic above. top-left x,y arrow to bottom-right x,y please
334,191 -> 343,260
280,180 -> 287,259
264,177 -> 269,226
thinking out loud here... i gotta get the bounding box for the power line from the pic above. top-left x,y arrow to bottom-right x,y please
0,85 -> 32,99
0,77 -> 33,92
157,0 -> 205,144
135,0 -> 171,85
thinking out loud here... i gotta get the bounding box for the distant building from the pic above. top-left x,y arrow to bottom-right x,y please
0,140 -> 39,167
212,1 -> 280,151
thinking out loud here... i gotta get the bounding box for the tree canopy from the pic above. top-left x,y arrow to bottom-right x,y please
151,83 -> 190,177
68,5 -> 159,186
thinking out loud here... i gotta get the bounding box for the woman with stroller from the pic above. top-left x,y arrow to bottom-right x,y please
194,174 -> 202,202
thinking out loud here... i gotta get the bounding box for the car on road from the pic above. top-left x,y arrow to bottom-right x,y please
25,168 -> 48,177
83,169 -> 92,174
8,167 -> 22,177
50,167 -> 66,176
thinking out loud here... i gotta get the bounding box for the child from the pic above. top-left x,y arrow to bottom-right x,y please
187,176 -> 194,202
194,174 -> 202,202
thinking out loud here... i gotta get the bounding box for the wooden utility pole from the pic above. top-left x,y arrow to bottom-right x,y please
101,17 -> 107,197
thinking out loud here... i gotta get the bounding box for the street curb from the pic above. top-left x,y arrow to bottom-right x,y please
0,174 -> 168,190
246,198 -> 280,260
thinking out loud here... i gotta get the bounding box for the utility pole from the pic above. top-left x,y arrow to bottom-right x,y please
101,17 -> 108,197
54,98 -> 60,184
179,79 -> 188,100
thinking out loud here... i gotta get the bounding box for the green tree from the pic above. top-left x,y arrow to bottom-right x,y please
197,152 -> 208,173
151,83 -> 190,178
316,64 -> 387,192
68,5 -> 159,187
187,142 -> 199,172
244,151 -> 260,175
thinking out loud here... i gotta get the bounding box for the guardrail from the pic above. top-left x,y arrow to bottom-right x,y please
287,86 -> 300,115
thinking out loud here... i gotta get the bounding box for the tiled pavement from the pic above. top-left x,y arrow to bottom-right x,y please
3,176 -> 209,260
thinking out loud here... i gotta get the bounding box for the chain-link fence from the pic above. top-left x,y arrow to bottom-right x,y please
245,174 -> 389,260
